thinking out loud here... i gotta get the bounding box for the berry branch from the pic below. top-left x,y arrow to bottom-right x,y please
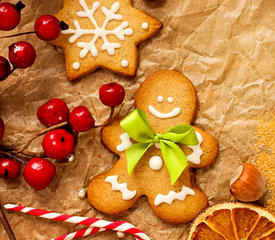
0,150 -> 26,165
0,30 -> 36,39
94,107 -> 115,128
0,1 -> 69,81
0,202 -> 16,240
0,145 -> 45,159
0,82 -> 125,191
14,121 -> 67,155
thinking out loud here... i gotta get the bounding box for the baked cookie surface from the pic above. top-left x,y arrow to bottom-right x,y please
88,70 -> 218,223
52,0 -> 162,80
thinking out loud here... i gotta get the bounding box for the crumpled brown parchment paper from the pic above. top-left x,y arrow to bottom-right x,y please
0,0 -> 274,239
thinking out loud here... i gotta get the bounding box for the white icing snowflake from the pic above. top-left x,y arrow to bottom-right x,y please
62,0 -> 134,58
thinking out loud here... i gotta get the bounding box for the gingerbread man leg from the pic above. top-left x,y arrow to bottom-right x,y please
133,146 -> 210,223
88,162 -> 141,214
142,126 -> 218,223
146,181 -> 208,224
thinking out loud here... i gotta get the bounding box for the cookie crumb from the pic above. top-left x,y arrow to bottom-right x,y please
117,232 -> 125,238
78,188 -> 87,199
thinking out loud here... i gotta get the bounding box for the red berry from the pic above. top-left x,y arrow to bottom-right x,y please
99,82 -> 125,107
0,1 -> 25,31
0,158 -> 20,180
37,98 -> 70,126
42,129 -> 74,160
0,116 -> 4,141
23,158 -> 56,190
8,41 -> 36,69
0,56 -> 11,81
69,106 -> 95,132
35,15 -> 61,41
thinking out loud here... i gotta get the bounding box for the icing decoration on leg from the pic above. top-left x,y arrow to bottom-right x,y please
105,175 -> 136,200
154,186 -> 195,206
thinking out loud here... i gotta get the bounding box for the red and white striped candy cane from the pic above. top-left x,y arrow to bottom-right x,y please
52,227 -> 126,240
52,226 -> 104,240
4,204 -> 150,240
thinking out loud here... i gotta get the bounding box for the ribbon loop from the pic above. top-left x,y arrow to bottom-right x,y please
120,108 -> 155,143
120,109 -> 198,185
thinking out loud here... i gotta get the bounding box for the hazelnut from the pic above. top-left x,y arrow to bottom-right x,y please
230,163 -> 266,202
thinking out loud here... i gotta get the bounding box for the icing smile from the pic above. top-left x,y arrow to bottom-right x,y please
148,105 -> 181,119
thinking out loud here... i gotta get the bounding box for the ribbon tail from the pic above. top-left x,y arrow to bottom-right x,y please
126,142 -> 153,175
160,140 -> 189,185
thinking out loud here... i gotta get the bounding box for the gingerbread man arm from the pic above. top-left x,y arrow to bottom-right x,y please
101,118 -> 126,155
182,126 -> 218,169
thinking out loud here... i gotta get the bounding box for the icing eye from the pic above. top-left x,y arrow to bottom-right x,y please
157,96 -> 163,103
167,97 -> 173,103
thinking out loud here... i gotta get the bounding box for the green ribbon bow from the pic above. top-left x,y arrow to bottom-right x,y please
120,108 -> 199,185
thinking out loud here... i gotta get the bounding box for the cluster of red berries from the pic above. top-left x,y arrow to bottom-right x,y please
0,82 -> 125,191
0,1 -> 68,81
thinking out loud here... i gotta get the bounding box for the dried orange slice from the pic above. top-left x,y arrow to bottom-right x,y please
187,202 -> 275,240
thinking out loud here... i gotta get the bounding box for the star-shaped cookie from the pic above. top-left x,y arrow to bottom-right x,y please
52,0 -> 162,81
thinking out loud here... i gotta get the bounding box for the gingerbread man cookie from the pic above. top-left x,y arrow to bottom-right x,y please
88,70 -> 218,223
51,0 -> 162,81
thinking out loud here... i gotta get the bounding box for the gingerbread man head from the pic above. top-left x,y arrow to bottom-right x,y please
135,70 -> 197,133
88,70 -> 218,223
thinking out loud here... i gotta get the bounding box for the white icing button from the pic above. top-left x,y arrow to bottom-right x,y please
77,188 -> 87,199
141,22 -> 149,29
167,97 -> 174,103
149,156 -> 163,170
116,132 -> 132,152
117,232 -> 125,238
72,62 -> 80,70
121,59 -> 129,67
157,96 -> 163,102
